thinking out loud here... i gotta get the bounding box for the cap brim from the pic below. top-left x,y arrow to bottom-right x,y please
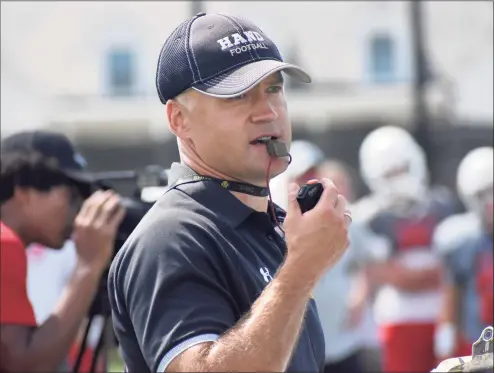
192,59 -> 311,98
63,170 -> 97,198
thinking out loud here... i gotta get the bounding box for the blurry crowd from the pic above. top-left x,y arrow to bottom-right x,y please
22,125 -> 493,373
270,126 -> 493,373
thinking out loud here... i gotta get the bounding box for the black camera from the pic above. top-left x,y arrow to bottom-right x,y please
86,165 -> 170,317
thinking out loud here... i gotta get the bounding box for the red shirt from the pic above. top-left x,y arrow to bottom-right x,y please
0,221 -> 36,326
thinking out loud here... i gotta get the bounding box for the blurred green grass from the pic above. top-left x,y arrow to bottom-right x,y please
108,347 -> 124,372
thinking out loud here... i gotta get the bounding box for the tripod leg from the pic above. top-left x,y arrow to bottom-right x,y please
90,316 -> 110,373
72,315 -> 94,373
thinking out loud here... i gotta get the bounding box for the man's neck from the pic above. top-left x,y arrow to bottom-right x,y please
0,203 -> 30,246
181,158 -> 269,213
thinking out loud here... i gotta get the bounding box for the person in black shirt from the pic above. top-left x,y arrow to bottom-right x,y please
107,12 -> 351,373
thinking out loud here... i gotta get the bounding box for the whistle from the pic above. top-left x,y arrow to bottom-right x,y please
265,139 -> 290,158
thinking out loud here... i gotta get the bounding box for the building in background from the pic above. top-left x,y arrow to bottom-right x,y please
1,1 -> 492,145
1,56 -> 51,137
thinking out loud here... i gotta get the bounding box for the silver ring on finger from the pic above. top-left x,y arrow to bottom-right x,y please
344,211 -> 352,224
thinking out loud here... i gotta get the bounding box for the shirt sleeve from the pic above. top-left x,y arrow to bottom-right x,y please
0,237 -> 37,326
432,214 -> 475,286
347,222 -> 390,268
108,213 -> 237,372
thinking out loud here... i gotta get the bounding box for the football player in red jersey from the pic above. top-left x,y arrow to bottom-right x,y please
433,147 -> 493,362
354,126 -> 456,372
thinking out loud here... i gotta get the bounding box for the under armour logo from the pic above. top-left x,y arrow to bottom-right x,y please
260,267 -> 273,283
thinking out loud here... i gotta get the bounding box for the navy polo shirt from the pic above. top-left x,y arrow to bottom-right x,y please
107,162 -> 325,372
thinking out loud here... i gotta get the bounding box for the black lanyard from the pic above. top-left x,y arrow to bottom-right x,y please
171,174 -> 269,197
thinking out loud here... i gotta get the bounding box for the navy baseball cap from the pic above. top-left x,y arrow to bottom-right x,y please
156,12 -> 311,103
1,130 -> 96,197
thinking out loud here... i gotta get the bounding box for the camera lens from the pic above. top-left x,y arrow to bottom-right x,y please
482,328 -> 493,342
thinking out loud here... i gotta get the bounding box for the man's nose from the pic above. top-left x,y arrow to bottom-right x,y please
250,97 -> 278,123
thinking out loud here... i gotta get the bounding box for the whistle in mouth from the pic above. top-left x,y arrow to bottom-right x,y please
265,139 -> 290,158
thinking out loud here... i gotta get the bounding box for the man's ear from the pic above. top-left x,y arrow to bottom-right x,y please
166,100 -> 191,140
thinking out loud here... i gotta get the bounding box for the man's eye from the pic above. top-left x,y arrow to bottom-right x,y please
268,85 -> 283,93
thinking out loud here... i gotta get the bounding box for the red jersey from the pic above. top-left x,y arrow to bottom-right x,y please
0,221 -> 36,326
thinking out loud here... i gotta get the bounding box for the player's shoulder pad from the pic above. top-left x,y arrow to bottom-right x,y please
351,194 -> 386,224
432,212 -> 481,255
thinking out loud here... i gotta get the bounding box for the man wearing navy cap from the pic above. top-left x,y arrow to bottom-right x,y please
108,13 -> 350,372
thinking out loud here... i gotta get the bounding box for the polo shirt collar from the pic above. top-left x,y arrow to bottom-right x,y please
168,162 -> 285,228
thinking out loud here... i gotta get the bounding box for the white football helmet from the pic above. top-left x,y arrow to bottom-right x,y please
456,147 -> 493,214
286,140 -> 325,180
359,126 -> 429,201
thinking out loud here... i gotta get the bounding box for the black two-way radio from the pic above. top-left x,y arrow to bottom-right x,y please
296,180 -> 324,213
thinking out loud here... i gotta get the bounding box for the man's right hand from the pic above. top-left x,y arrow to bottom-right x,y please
73,190 -> 126,272
283,178 -> 350,285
